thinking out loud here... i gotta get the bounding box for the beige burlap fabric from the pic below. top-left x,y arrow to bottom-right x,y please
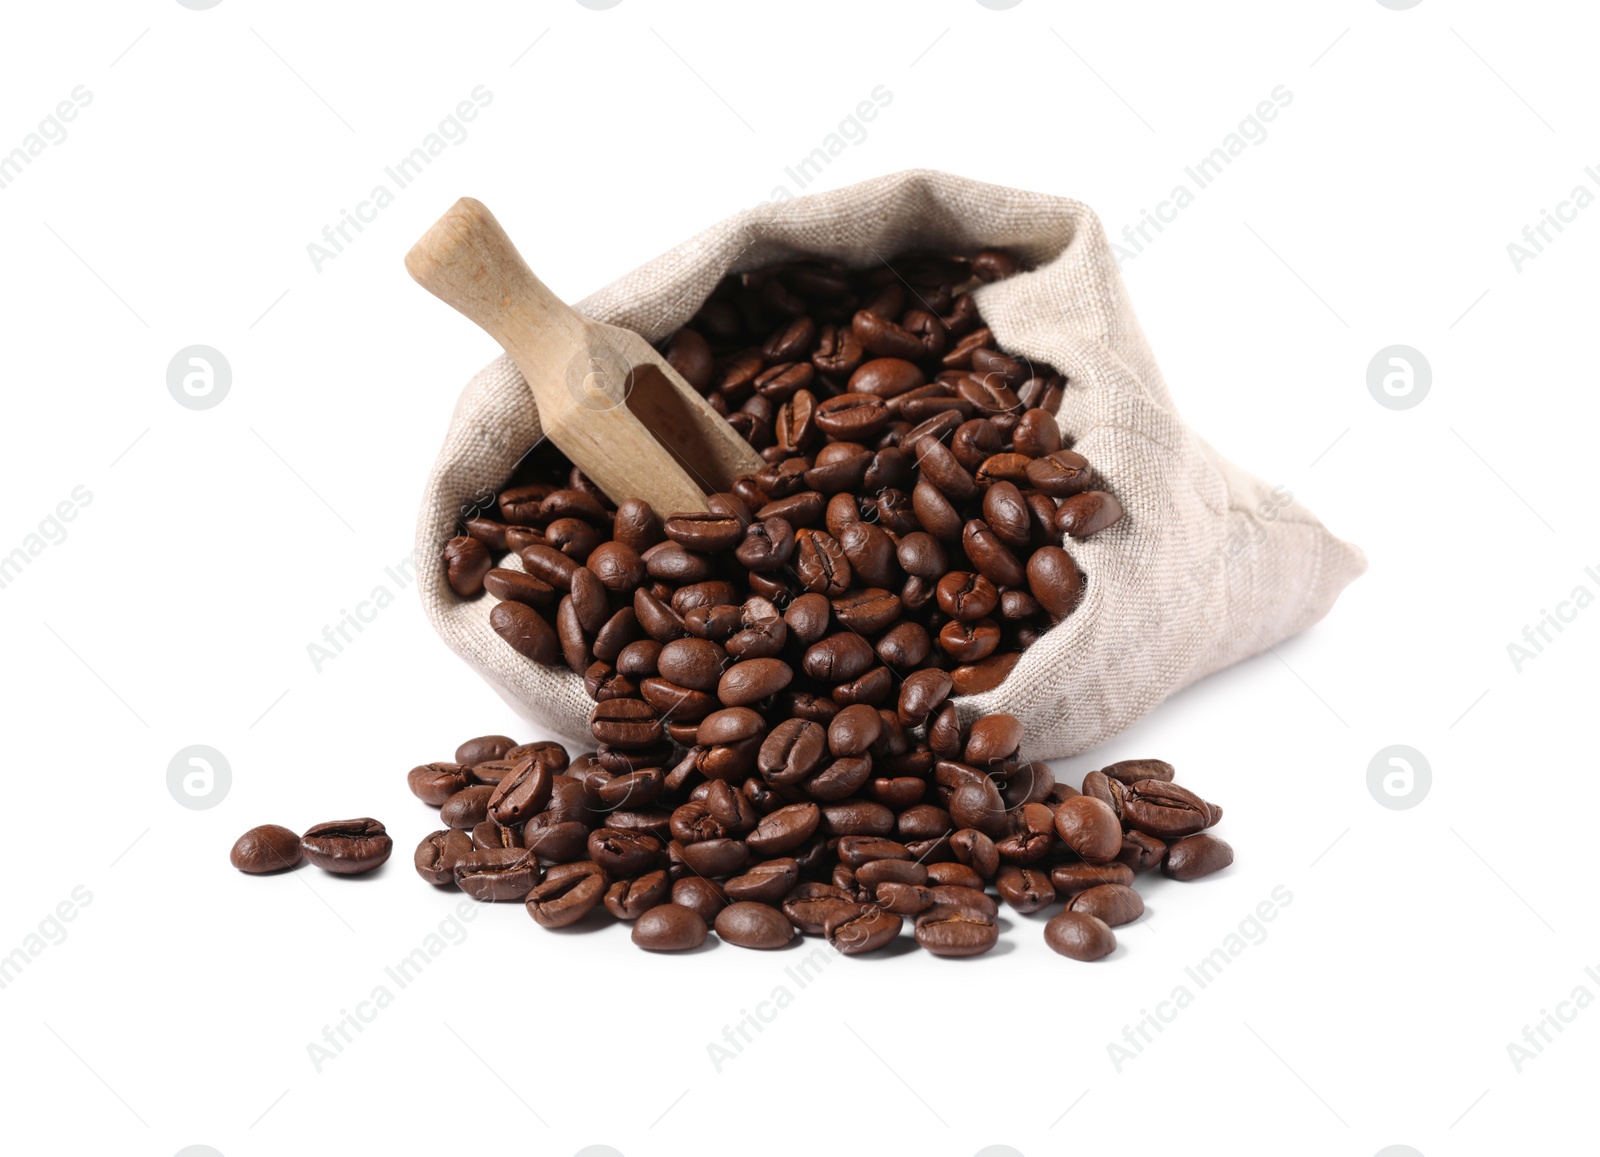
415,169 -> 1365,760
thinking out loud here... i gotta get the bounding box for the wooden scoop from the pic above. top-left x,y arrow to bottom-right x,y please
406,197 -> 762,514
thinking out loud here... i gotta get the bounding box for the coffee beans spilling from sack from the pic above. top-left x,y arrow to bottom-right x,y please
391,727 -> 1232,959
445,247 -> 1121,704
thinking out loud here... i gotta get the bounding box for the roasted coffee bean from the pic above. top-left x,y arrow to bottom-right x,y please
1050,862 -> 1135,895
746,802 -> 821,854
1012,408 -> 1062,458
441,537 -> 489,598
950,652 -> 1020,695
794,529 -> 852,595
1053,796 -> 1122,863
1117,830 -> 1168,873
590,698 -> 662,749
724,858 -> 800,904
715,901 -> 796,949
471,820 -> 522,851
671,877 -> 728,924
1025,449 -> 1093,497
526,861 -> 608,928
914,904 -> 999,957
780,882 -> 858,935
828,703 -> 883,758
230,825 -> 303,874
301,818 -> 392,875
1026,547 -> 1084,620
440,784 -> 495,829
664,511 -> 744,553
963,519 -> 1025,588
1121,780 -> 1214,839
897,669 -> 953,729
936,571 -> 999,621
676,837 -> 750,877
1056,490 -> 1125,538
876,881 -> 936,916
1101,758 -> 1176,785
456,734 -> 516,766
1081,771 -> 1125,815
1070,883 -> 1145,927
826,905 -> 903,955
490,601 -> 561,666
995,865 -> 1055,913
1163,834 -> 1233,881
657,638 -> 726,693
454,848 -> 538,901
850,357 -> 925,397
632,903 -> 709,950
939,618 -> 1000,662
587,828 -> 663,876
718,658 -> 793,706
487,757 -> 554,826
604,870 -> 671,919
484,568 -> 556,607
803,632 -> 876,683
408,762 -> 470,806
1045,910 -> 1117,961
414,828 -> 474,886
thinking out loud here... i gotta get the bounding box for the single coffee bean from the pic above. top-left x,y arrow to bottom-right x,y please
1050,862 -> 1134,895
1163,834 -> 1234,881
1101,758 -> 1176,785
526,861 -> 609,928
632,903 -> 709,951
414,828 -> 474,886
1053,796 -> 1122,863
995,865 -> 1055,913
715,901 -> 797,949
590,698 -> 662,750
300,818 -> 393,875
1117,830 -> 1168,873
489,601 -> 561,666
1055,490 -> 1125,538
914,903 -> 1000,957
1024,449 -> 1093,497
1070,883 -> 1145,927
487,757 -> 554,826
724,858 -> 800,905
1120,780 -> 1214,839
746,802 -> 821,854
1044,910 -> 1118,961
826,905 -> 904,955
718,658 -> 794,707
671,877 -> 729,924
455,735 -> 517,766
440,784 -> 495,829
454,848 -> 538,901
605,870 -> 672,920
443,535 -> 492,597
231,824 -> 303,874
408,762 -> 470,806
1025,546 -> 1084,621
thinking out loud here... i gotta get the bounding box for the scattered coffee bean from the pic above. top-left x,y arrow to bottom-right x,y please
230,825 -> 303,874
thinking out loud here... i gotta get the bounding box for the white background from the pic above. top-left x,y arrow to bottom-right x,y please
1,2 -> 1594,1155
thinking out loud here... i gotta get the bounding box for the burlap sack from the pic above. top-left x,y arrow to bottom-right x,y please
415,169 -> 1365,761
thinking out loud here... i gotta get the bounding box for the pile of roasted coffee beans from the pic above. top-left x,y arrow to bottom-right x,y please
389,727 -> 1232,959
231,246 -> 1235,961
444,246 -> 1122,704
